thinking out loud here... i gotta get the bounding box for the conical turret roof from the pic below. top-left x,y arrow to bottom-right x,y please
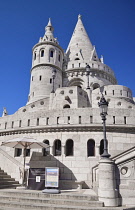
39,18 -> 58,44
66,15 -> 98,64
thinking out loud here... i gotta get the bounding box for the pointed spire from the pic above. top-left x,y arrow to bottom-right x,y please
66,15 -> 98,64
78,14 -> 82,19
47,18 -> 52,27
41,18 -> 58,43
45,18 -> 54,37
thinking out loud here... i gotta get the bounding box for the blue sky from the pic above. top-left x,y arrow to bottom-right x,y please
0,0 -> 135,114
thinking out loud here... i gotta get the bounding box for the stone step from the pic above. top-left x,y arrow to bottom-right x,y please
0,168 -> 19,189
0,184 -> 20,189
0,195 -> 104,207
0,189 -> 98,201
0,207 -> 130,210
0,171 -> 7,175
0,174 -> 11,178
0,200 -> 126,210
0,180 -> 19,185
0,177 -> 15,181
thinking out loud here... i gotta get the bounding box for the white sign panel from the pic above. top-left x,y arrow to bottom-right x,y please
36,176 -> 41,182
45,167 -> 59,188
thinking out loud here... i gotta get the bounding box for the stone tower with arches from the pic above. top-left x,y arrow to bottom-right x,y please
28,18 -> 64,104
0,15 -> 135,208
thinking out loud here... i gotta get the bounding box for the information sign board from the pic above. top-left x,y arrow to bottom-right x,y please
45,167 -> 59,188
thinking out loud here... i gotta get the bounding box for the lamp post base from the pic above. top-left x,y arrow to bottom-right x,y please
98,158 -> 118,206
101,151 -> 111,158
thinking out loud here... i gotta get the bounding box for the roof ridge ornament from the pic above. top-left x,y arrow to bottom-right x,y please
47,18 -> 52,26
78,14 -> 82,19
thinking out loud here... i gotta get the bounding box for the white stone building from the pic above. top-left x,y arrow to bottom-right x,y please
0,15 -> 135,207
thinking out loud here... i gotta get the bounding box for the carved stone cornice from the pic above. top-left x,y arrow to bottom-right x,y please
0,124 -> 135,136
64,68 -> 117,85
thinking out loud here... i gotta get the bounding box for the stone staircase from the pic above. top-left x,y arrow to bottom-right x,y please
0,189 -> 131,210
0,168 -> 20,189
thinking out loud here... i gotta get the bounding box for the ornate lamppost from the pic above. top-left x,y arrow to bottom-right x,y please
86,64 -> 91,89
98,94 -> 110,158
51,69 -> 57,93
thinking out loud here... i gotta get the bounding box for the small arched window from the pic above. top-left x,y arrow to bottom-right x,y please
54,140 -> 61,156
42,140 -> 50,156
100,139 -> 108,155
87,139 -> 95,157
34,53 -> 36,60
63,104 -> 70,109
50,50 -> 54,58
41,50 -> 44,57
58,54 -> 61,62
66,139 -> 74,156
100,140 -> 104,155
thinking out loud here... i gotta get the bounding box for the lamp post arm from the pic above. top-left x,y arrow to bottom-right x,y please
87,73 -> 90,89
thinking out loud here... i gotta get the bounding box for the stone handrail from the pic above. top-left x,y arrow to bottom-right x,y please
0,146 -> 24,182
0,146 -> 23,169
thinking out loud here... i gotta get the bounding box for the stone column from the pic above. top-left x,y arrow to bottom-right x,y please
95,144 -> 100,156
50,145 -> 53,155
61,144 -> 65,156
86,88 -> 92,107
98,158 -> 118,207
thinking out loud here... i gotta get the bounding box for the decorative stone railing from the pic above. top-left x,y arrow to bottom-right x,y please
0,147 -> 23,183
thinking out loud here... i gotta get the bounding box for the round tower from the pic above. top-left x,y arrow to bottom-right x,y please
27,19 -> 64,104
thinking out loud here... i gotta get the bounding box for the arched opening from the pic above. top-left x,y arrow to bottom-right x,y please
42,140 -> 50,156
87,139 -> 95,157
100,140 -> 104,155
63,104 -> 70,109
99,139 -> 108,155
34,52 -> 36,60
54,139 -> 61,156
50,50 -> 54,58
75,58 -> 80,60
93,83 -> 100,90
41,50 -> 44,57
58,53 -> 61,62
65,139 -> 74,156
68,78 -> 84,88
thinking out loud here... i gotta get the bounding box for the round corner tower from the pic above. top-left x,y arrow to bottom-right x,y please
27,18 -> 64,104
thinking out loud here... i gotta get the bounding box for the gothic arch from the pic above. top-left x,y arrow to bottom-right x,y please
68,78 -> 84,88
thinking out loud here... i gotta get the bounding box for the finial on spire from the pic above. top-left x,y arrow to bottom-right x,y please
42,18 -> 58,44
78,14 -> 82,20
45,17 -> 54,33
100,55 -> 104,64
47,18 -> 52,26
2,107 -> 8,117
